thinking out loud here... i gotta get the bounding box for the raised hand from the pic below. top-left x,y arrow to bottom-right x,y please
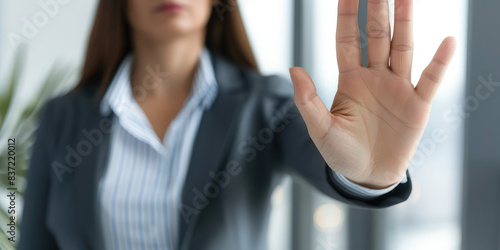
289,0 -> 456,189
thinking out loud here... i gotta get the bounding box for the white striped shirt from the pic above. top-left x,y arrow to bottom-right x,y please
98,48 -> 217,250
97,48 -> 405,249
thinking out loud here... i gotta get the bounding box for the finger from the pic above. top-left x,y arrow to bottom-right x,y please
289,67 -> 331,138
415,37 -> 457,103
367,0 -> 391,68
336,0 -> 362,73
390,0 -> 414,79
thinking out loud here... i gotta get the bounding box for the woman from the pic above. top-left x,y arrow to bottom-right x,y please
19,0 -> 456,249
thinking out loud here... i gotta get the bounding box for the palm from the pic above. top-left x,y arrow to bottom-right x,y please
289,0 -> 456,189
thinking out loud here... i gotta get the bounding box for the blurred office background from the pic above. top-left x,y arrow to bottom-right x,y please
0,0 -> 498,249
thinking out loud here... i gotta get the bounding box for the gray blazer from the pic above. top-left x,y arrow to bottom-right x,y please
18,53 -> 412,250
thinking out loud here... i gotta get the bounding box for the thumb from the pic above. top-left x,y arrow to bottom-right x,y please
289,67 -> 330,137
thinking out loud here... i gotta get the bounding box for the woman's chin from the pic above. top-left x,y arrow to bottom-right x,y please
156,22 -> 198,37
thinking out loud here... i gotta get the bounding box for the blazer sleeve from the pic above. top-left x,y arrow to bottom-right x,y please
276,98 -> 412,208
18,102 -> 59,249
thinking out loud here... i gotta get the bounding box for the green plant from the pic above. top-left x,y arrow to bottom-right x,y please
0,49 -> 75,248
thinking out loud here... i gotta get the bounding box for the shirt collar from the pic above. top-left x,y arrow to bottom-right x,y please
99,48 -> 219,117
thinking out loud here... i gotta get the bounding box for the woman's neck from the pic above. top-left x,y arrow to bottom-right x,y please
129,32 -> 205,101
128,32 -> 206,140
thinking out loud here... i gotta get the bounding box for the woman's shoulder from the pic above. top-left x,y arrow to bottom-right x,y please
212,53 -> 294,99
236,66 -> 295,102
43,84 -> 101,117
37,83 -> 103,136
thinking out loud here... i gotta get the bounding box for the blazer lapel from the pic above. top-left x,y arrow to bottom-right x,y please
178,54 -> 248,249
73,91 -> 112,250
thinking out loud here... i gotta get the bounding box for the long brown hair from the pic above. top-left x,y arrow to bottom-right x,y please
75,0 -> 258,97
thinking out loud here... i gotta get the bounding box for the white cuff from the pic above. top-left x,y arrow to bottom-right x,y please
331,170 -> 407,199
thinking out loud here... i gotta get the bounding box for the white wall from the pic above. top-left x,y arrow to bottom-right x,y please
239,0 -> 293,78
0,0 -> 98,105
